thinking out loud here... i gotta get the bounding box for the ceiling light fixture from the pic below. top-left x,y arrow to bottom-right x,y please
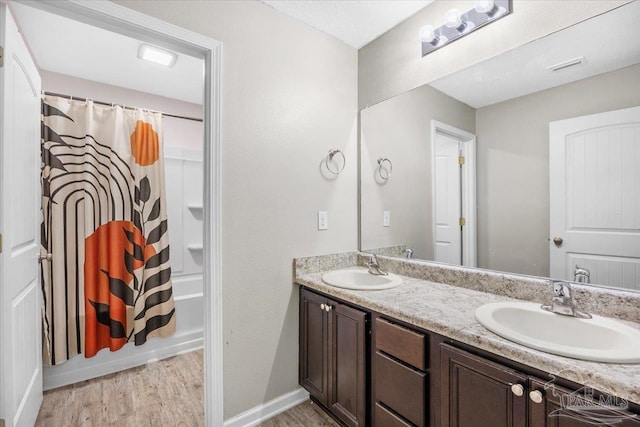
137,44 -> 178,67
420,0 -> 512,57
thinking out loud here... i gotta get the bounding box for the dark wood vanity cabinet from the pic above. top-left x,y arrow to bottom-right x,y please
300,287 -> 639,427
372,316 -> 429,426
440,344 -> 527,427
441,344 -> 640,427
299,288 -> 368,426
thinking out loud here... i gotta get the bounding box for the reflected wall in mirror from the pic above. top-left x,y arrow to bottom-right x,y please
360,1 -> 640,292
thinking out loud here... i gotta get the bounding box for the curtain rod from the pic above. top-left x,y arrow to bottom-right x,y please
42,91 -> 204,123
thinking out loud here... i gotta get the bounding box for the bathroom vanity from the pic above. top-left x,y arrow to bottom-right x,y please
295,254 -> 640,427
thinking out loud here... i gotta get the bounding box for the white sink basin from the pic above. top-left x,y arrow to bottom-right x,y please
475,302 -> 640,363
321,268 -> 402,290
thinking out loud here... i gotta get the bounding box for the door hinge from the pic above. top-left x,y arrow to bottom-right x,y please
459,217 -> 466,227
0,45 -> 3,68
0,233 -> 3,254
458,156 -> 465,166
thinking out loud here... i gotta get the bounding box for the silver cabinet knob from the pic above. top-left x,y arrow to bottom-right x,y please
325,305 -> 332,312
529,390 -> 543,404
320,304 -> 326,310
511,384 -> 524,397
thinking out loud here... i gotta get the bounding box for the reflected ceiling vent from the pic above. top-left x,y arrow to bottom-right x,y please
547,56 -> 586,72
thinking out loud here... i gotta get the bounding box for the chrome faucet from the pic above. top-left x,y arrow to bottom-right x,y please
574,266 -> 590,284
541,281 -> 591,319
366,254 -> 388,276
405,248 -> 414,259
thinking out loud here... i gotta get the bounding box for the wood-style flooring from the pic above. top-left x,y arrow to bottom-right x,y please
36,350 -> 204,426
256,400 -> 339,426
36,349 -> 337,426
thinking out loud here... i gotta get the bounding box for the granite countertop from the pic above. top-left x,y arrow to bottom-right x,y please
296,268 -> 640,406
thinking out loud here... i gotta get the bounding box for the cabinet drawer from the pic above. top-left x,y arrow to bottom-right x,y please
375,317 -> 426,370
374,352 -> 426,427
374,403 -> 412,427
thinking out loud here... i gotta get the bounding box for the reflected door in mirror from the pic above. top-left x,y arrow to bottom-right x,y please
550,106 -> 640,291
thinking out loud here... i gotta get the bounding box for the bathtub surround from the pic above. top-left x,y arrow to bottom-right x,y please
294,252 -> 640,405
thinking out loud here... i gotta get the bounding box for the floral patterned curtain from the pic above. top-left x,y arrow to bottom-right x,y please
41,95 -> 175,365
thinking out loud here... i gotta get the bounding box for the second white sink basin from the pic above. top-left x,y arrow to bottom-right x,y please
475,302 -> 640,363
321,268 -> 402,290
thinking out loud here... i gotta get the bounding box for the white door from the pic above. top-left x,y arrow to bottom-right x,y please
550,106 -> 640,290
0,4 -> 43,426
434,132 -> 462,265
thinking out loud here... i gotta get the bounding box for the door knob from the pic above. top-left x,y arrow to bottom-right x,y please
552,237 -> 563,247
529,390 -> 543,404
511,384 -> 524,397
38,253 -> 53,262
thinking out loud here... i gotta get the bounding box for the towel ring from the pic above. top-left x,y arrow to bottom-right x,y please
325,149 -> 346,175
376,157 -> 393,181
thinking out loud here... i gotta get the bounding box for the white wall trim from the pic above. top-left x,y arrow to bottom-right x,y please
15,1 -> 223,425
223,388 -> 310,427
430,120 -> 477,267
43,332 -> 203,391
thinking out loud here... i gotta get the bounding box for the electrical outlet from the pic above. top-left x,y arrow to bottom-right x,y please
318,211 -> 328,230
383,211 -> 391,227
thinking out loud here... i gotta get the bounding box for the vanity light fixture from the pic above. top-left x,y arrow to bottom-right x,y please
420,0 -> 512,57
137,44 -> 178,67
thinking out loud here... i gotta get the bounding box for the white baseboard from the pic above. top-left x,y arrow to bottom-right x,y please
43,330 -> 203,390
224,388 -> 310,427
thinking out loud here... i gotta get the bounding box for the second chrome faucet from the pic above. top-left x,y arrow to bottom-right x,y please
541,281 -> 591,319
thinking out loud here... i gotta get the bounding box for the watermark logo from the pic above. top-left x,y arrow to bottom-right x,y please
544,371 -> 637,425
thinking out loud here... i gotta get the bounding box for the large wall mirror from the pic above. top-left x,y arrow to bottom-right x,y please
360,1 -> 640,292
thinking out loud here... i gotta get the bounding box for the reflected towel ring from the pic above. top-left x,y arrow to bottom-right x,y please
376,157 -> 393,181
325,149 -> 346,175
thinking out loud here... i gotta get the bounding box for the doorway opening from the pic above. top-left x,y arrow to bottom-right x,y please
0,1 -> 222,425
431,120 -> 477,267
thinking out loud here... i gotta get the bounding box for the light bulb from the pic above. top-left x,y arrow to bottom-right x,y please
474,0 -> 496,14
444,9 -> 463,29
419,25 -> 437,44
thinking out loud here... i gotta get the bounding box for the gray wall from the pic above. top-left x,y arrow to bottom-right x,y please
115,0 -> 358,419
476,64 -> 640,277
360,84 -> 475,259
358,0 -> 631,109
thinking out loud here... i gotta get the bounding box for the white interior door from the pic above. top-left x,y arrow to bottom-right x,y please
550,106 -> 640,290
0,4 -> 43,426
434,132 -> 462,265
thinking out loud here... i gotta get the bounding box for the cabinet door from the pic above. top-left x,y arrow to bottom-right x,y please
300,289 -> 331,406
441,344 -> 527,427
330,302 -> 367,427
529,377 -> 640,427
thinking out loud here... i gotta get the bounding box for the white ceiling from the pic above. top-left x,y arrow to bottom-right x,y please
10,2 -> 204,105
430,2 -> 640,108
261,0 -> 432,48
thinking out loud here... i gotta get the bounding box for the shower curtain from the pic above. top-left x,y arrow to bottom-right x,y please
41,95 -> 175,365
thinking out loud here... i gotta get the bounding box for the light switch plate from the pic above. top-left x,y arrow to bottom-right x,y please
318,211 -> 328,230
383,211 -> 391,227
